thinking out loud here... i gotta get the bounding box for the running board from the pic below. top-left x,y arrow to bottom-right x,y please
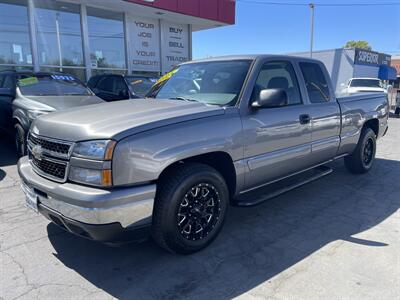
234,165 -> 333,207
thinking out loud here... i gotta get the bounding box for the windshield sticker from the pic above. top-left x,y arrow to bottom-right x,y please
18,77 -> 39,86
131,80 -> 143,85
156,68 -> 179,84
51,75 -> 75,81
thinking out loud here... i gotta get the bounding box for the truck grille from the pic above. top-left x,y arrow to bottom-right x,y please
31,155 -> 67,180
28,133 -> 72,158
28,133 -> 73,182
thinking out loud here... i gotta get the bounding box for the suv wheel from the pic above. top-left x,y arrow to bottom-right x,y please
15,123 -> 27,158
152,163 -> 229,254
344,127 -> 376,174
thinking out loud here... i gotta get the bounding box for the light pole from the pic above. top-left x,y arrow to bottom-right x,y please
309,3 -> 315,58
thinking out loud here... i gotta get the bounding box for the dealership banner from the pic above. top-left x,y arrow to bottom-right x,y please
130,16 -> 160,72
354,49 -> 391,66
161,21 -> 189,74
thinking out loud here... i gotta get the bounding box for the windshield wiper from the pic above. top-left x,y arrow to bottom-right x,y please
169,97 -> 199,102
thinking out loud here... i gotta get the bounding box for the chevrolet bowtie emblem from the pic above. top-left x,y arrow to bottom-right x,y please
32,145 -> 43,161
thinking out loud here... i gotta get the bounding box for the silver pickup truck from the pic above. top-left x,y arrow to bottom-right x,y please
18,55 -> 389,254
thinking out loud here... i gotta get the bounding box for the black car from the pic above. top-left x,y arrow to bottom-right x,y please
87,74 -> 158,101
0,70 -> 103,156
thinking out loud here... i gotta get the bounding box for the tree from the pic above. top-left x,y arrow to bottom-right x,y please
343,40 -> 372,50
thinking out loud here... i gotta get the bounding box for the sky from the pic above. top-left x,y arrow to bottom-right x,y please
193,0 -> 400,59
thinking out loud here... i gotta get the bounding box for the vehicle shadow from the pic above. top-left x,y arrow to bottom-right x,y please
47,158 -> 399,299
0,134 -> 18,167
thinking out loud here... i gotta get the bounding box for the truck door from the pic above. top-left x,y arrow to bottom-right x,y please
241,60 -> 313,190
298,62 -> 341,164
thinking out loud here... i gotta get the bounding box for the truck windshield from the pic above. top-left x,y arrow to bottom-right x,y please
17,74 -> 91,96
350,79 -> 381,88
147,60 -> 252,106
126,76 -> 158,98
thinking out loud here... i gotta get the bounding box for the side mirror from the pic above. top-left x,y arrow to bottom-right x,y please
0,87 -> 15,98
252,88 -> 288,109
340,83 -> 346,87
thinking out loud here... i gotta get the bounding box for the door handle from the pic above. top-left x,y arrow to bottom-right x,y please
299,114 -> 311,124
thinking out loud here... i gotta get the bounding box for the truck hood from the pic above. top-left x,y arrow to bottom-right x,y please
27,95 -> 104,110
31,99 -> 225,141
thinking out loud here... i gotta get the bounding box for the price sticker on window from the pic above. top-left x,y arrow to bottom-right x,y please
18,77 -> 39,86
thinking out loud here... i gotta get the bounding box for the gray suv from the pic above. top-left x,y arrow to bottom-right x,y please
0,71 -> 103,156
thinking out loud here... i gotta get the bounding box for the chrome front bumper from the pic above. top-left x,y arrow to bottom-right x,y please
18,156 -> 156,229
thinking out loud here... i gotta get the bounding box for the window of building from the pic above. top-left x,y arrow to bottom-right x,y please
87,7 -> 126,71
34,0 -> 84,67
252,61 -> 302,106
299,62 -> 331,103
0,0 -> 32,66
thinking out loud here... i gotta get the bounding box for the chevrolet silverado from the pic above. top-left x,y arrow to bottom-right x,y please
18,55 -> 389,254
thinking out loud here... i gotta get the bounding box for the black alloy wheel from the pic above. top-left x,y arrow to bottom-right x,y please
152,163 -> 229,254
363,137 -> 374,166
344,127 -> 376,174
177,183 -> 221,241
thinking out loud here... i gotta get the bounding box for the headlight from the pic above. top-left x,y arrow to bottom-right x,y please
27,110 -> 50,120
69,167 -> 112,187
72,140 -> 116,160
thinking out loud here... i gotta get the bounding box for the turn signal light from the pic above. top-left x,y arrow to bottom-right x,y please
102,170 -> 113,186
105,141 -> 117,160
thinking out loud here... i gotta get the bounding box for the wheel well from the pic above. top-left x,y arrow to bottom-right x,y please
363,119 -> 379,136
159,152 -> 237,198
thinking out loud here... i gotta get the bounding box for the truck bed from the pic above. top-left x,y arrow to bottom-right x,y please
337,92 -> 389,156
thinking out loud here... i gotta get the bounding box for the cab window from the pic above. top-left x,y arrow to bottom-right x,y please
252,61 -> 302,106
299,62 -> 331,103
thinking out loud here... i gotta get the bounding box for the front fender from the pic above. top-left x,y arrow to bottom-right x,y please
12,108 -> 30,131
112,112 -> 243,186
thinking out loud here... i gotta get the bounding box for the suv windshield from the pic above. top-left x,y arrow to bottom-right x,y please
350,79 -> 381,88
17,74 -> 91,96
147,60 -> 252,106
126,76 -> 158,98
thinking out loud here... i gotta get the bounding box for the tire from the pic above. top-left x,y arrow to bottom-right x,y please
15,123 -> 27,158
152,163 -> 229,254
344,127 -> 376,174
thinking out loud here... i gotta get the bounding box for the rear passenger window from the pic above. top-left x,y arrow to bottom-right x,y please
299,62 -> 330,103
252,61 -> 302,106
97,76 -> 115,93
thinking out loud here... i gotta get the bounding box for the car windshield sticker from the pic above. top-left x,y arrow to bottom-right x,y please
18,77 -> 39,86
131,79 -> 143,85
156,68 -> 179,85
51,75 -> 75,81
